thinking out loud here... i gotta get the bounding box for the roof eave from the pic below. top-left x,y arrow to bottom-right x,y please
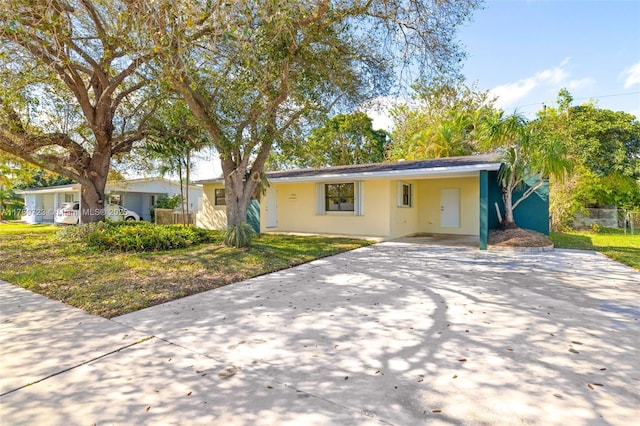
14,184 -> 81,195
267,163 -> 502,183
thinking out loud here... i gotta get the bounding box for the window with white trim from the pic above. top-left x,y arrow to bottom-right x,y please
398,182 -> 413,207
214,188 -> 226,206
316,181 -> 364,215
325,183 -> 354,211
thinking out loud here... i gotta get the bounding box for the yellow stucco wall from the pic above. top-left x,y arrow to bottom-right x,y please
389,179 -> 420,238
201,175 -> 480,237
261,180 -> 391,237
196,184 -> 228,230
416,176 -> 479,235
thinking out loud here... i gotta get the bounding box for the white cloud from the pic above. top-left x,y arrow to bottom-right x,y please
567,77 -> 596,90
622,61 -> 640,89
490,60 -> 594,110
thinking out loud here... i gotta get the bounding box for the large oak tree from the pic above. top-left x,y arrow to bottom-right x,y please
144,0 -> 481,239
0,0 -> 156,222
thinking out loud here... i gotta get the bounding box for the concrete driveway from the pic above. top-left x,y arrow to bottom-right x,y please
1,240 -> 639,425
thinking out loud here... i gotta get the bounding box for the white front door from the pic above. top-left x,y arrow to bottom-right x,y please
265,187 -> 278,228
440,188 -> 460,228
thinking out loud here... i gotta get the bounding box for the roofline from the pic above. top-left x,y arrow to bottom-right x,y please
107,177 -> 201,189
15,177 -> 202,194
195,162 -> 502,185
15,184 -> 80,195
268,162 -> 501,183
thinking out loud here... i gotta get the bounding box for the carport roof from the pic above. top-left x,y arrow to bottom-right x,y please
196,154 -> 502,184
14,183 -> 80,195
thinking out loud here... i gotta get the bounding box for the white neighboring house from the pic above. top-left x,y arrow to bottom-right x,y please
16,177 -> 202,224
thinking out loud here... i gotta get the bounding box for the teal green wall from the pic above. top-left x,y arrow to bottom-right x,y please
247,198 -> 260,233
488,170 -> 550,235
479,170 -> 489,250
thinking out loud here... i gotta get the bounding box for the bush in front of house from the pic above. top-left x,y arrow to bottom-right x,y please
224,222 -> 255,248
84,221 -> 212,252
57,221 -> 107,242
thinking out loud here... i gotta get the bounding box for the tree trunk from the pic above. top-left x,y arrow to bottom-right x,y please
80,177 -> 107,223
501,185 -> 518,229
224,165 -> 260,229
78,147 -> 111,223
185,159 -> 190,225
178,163 -> 186,226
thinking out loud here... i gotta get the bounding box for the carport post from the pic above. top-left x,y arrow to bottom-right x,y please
479,170 -> 489,250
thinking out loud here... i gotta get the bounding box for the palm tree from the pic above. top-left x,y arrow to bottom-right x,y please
409,110 -> 480,159
480,111 -> 571,229
145,101 -> 209,225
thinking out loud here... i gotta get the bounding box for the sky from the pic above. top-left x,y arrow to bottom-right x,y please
456,0 -> 640,118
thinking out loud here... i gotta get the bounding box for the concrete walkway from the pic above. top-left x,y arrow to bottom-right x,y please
1,240 -> 639,425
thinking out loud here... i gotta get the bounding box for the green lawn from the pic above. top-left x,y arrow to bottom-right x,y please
550,229 -> 640,270
0,223 -> 373,318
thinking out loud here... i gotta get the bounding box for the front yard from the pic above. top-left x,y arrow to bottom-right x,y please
0,223 -> 372,318
550,229 -> 640,270
1,223 -> 637,320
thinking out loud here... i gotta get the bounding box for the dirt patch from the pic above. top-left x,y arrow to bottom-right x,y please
489,228 -> 553,248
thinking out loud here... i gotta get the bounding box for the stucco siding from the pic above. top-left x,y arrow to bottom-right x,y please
389,180 -> 420,238
196,184 -> 228,230
416,176 -> 480,236
262,180 -> 391,237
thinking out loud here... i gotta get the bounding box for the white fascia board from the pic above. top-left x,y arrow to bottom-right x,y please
267,163 -> 502,183
14,184 -> 81,195
195,178 -> 224,185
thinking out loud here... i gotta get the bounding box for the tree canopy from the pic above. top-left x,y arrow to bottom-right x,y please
537,89 -> 640,227
388,78 -> 494,160
137,0 -> 481,243
271,112 -> 389,169
0,0 -> 157,221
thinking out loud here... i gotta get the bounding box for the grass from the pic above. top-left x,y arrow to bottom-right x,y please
550,228 -> 640,270
0,223 -> 373,318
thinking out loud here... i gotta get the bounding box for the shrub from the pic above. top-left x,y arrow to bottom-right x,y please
224,222 -> 255,248
57,222 -> 107,242
84,221 -> 211,252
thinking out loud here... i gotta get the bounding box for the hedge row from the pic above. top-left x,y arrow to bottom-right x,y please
59,221 -> 213,252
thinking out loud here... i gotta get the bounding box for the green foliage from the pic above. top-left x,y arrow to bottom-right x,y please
1,0 -> 157,217
478,110 -> 571,228
273,112 -> 389,168
388,78 -> 494,160
150,194 -> 182,222
156,194 -> 182,209
57,222 -> 107,243
0,187 -> 23,220
1,152 -> 72,191
224,222 -> 255,248
77,222 -> 211,252
538,89 -> 640,227
567,105 -> 639,178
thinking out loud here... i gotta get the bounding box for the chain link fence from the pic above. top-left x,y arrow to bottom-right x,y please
624,210 -> 640,234
573,207 -> 640,234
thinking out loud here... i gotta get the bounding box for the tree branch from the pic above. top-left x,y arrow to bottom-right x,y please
512,179 -> 544,211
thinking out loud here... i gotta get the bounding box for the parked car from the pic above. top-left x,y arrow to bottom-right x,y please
54,202 -> 141,225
